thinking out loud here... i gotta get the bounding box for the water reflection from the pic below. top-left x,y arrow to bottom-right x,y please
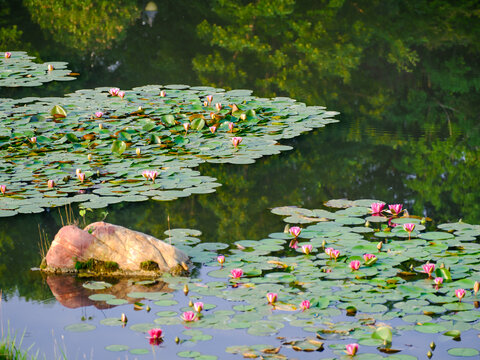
46,275 -> 171,309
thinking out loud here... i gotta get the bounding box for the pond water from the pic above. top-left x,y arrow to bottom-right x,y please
1,1 -> 479,359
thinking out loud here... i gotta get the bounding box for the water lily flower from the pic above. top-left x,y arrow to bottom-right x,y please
160,90 -> 166,97
48,180 -> 55,188
148,328 -> 163,346
325,247 -> 334,259
231,137 -> 243,148
230,268 -> 243,279
183,122 -> 190,134
455,288 -> 466,302
289,226 -> 302,238
331,249 -> 340,260
47,64 -> 54,71
388,204 -> 403,216
0,185 -> 6,195
215,103 -> 222,111
300,300 -> 310,312
474,281 -> 479,296
403,223 -> 415,233
349,260 -> 361,271
266,292 -> 277,304
345,343 -> 359,356
181,311 -> 197,322
228,122 -> 234,132
363,253 -> 376,262
95,111 -> 103,118
240,113 -> 246,121
118,91 -> 125,99
77,172 -> 85,183
109,87 -> 120,96
4,52 -> 11,59
370,202 -> 385,214
142,170 -> 158,182
423,263 -> 435,278
434,277 -> 443,286
121,313 -> 127,323
206,95 -> 213,104
30,137 -> 37,144
203,101 -> 208,106
217,255 -> 225,265
136,148 -> 141,156
193,302 -> 204,313
302,244 -> 313,255
209,126 -> 217,134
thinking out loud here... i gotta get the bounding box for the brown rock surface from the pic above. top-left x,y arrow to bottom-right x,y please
44,222 -> 189,274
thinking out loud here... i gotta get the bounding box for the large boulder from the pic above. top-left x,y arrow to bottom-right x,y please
44,222 -> 189,275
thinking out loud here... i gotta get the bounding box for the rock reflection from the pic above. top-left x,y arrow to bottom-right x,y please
46,275 -> 171,309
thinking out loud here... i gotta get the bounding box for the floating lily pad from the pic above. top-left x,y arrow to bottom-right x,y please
64,323 -> 96,332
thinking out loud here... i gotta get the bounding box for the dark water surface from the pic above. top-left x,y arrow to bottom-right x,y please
1,0 -> 479,359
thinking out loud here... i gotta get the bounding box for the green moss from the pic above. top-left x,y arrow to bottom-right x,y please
140,260 -> 159,271
40,258 -> 47,269
75,258 -> 119,273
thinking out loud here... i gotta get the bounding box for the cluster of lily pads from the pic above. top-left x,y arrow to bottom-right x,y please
70,199 -> 480,359
0,53 -> 338,216
1,51 -> 75,87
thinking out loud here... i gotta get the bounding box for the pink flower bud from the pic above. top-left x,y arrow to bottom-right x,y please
434,277 -> 443,286
193,302 -> 204,313
48,180 -> 55,188
4,52 -> 11,59
217,255 -> 225,265
183,122 -> 190,133
215,103 -> 222,111
300,300 -> 310,311
230,268 -> 243,279
118,91 -> 125,99
403,223 -> 415,233
455,288 -> 466,301
302,244 -> 313,255
266,292 -> 277,304
228,122 -> 234,132
0,185 -> 6,195
231,137 -> 243,148
160,90 -> 166,97
349,260 -> 360,271
345,343 -> 359,356
206,95 -> 213,104
209,126 -> 217,134
181,311 -> 197,322
109,87 -> 120,96
95,111 -> 103,118
423,263 -> 435,277
77,172 -> 85,183
363,253 -> 376,262
289,226 -> 301,238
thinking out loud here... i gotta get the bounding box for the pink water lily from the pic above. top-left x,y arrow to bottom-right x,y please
77,172 -> 85,183
240,113 -> 246,120
193,302 -> 204,313
289,226 -> 302,238
160,90 -> 166,97
109,87 -> 120,96
345,343 -> 359,356
206,95 -> 213,104
228,122 -> 234,132
47,64 -> 54,71
370,202 -> 385,215
349,260 -> 361,271
118,91 -> 125,99
4,52 -> 11,59
331,249 -> 340,260
230,268 -> 243,279
48,180 -> 55,189
363,253 -> 376,262
423,263 -> 435,278
76,168 -> 82,176
455,288 -> 466,302
209,126 -> 217,134
95,111 -> 103,118
302,244 -> 313,255
300,300 -> 311,312
215,103 -> 222,111
231,137 -> 243,147
403,222 -> 415,239
142,170 -> 158,182
217,255 -> 225,265
181,311 -> 197,322
148,328 -> 163,345
434,277 -> 443,286
183,122 -> 190,133
0,185 -> 6,195
325,247 -> 333,258
30,137 -> 37,144
388,204 -> 403,216
266,292 -> 277,304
